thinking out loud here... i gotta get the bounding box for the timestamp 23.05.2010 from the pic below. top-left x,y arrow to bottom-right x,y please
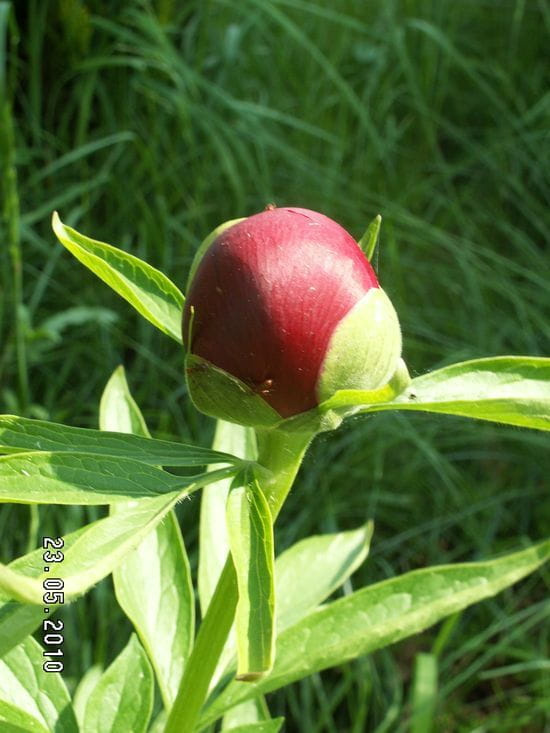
42,536 -> 65,673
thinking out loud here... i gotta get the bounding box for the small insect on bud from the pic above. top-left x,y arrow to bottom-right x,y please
182,207 -> 402,428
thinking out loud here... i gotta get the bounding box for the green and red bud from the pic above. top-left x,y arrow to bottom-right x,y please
182,206 -> 402,427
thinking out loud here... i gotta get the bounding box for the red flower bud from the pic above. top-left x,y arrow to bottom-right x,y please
183,207 -> 401,425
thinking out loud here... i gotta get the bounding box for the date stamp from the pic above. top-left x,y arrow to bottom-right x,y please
42,537 -> 65,673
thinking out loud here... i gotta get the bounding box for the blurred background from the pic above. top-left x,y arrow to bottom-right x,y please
1,0 -> 549,730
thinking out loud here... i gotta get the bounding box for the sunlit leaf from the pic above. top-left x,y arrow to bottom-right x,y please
101,366 -> 194,706
52,212 -> 185,342
361,356 -> 550,430
201,539 -> 550,724
221,697 -> 273,730
0,636 -> 78,733
0,490 -> 181,604
82,635 -> 153,733
72,666 -> 102,731
0,414 -> 241,466
410,652 -> 438,733
222,720 -> 284,733
0,450 -> 237,505
0,698 -> 50,732
275,523 -> 373,631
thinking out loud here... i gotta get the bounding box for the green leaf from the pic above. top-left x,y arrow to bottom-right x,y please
0,602 -> 45,661
0,414 -> 242,466
52,212 -> 185,342
275,523 -> 373,631
200,539 -> 550,724
357,214 -> 381,261
221,697 -> 272,730
1,461 -> 234,609
72,666 -> 103,730
101,366 -> 194,706
0,490 -> 181,604
199,420 -> 257,615
0,636 -> 78,733
82,634 -> 154,733
0,699 -> 50,733
226,472 -> 275,681
222,721 -> 284,733
0,450 -> 237,504
148,711 -> 168,733
214,523 -> 373,694
359,356 -> 550,431
410,652 -> 438,733
98,365 -> 149,435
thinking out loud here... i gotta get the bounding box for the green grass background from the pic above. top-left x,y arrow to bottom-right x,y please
1,0 -> 549,730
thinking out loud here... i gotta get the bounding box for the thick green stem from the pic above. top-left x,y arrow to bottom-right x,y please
164,427 -> 314,733
255,427 -> 313,520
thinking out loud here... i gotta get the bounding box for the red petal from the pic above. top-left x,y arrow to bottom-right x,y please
183,207 -> 378,417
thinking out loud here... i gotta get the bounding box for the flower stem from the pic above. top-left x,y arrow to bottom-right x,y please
164,427 -> 314,733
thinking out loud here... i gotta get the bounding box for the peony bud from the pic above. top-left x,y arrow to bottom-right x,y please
182,207 -> 402,428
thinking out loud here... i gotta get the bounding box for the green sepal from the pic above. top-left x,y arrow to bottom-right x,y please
358,214 -> 382,261
317,287 -> 402,403
185,354 -> 283,428
274,404 -> 343,436
184,354 -> 345,434
319,358 -> 411,417
184,353 -> 408,435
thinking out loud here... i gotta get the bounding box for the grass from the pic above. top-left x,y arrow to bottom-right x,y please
2,0 -> 549,729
